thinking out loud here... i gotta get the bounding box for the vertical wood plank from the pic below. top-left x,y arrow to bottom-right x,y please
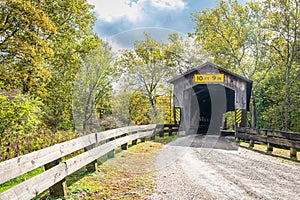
150,134 -> 155,140
249,139 -> 254,148
159,128 -> 164,137
107,138 -> 115,158
121,143 -> 128,150
290,147 -> 297,159
44,159 -> 68,197
132,139 -> 137,145
168,126 -> 172,136
267,143 -> 273,154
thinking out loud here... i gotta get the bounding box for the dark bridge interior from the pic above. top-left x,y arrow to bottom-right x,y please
192,84 -> 235,134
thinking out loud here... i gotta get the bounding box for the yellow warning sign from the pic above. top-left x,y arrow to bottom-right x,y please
175,107 -> 181,123
236,109 -> 242,124
194,74 -> 224,83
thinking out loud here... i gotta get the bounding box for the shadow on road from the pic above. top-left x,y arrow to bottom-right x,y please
167,134 -> 238,151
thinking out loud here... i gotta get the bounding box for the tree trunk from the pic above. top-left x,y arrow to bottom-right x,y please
284,66 -> 291,131
251,91 -> 256,129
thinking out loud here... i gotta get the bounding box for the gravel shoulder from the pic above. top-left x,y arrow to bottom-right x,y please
151,135 -> 300,200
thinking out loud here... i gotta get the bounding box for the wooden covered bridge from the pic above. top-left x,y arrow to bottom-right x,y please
169,62 -> 252,134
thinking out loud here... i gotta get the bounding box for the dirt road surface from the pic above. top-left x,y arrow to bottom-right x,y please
151,135 -> 300,200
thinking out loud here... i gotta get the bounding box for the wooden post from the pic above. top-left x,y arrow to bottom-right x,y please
121,133 -> 128,150
121,143 -> 128,150
107,138 -> 115,159
150,134 -> 155,140
132,139 -> 137,145
267,143 -> 273,154
159,128 -> 164,137
168,126 -> 172,136
84,144 -> 97,171
249,139 -> 254,148
290,147 -> 297,159
141,137 -> 146,142
151,128 -> 157,140
44,159 -> 68,197
86,160 -> 97,172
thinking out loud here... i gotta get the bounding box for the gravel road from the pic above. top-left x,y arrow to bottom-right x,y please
151,135 -> 300,200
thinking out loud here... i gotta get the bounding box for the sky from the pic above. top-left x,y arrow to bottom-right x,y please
87,0 -> 249,50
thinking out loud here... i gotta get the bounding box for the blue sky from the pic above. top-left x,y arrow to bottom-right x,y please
87,0 -> 249,50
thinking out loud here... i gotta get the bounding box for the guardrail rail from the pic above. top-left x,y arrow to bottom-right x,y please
0,124 -> 179,200
236,127 -> 300,159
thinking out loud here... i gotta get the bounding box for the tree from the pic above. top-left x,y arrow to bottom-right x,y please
0,0 -> 99,131
192,0 -> 273,128
262,0 -> 300,130
117,34 -> 174,122
129,90 -> 151,125
192,0 -> 251,72
0,0 -> 56,97
111,92 -> 132,127
73,40 -> 115,133
42,0 -> 98,130
166,33 -> 211,74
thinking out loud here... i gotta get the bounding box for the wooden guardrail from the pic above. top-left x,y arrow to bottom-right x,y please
236,127 -> 300,159
0,124 -> 179,200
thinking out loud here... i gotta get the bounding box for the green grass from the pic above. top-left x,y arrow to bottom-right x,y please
62,136 -> 180,199
153,134 -> 181,144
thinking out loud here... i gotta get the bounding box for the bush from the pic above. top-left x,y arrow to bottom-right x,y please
0,94 -> 44,160
0,93 -> 81,162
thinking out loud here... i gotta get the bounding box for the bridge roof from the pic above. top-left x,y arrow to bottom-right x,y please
169,62 -> 252,84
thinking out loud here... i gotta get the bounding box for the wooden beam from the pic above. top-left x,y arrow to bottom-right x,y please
290,147 -> 297,159
0,134 -> 97,185
44,159 -> 68,197
267,143 -> 273,154
0,126 -> 156,200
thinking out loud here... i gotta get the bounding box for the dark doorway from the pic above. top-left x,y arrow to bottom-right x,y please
191,84 -> 235,134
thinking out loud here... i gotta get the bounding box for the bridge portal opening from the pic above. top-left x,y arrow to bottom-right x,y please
189,84 -> 235,134
169,62 -> 252,135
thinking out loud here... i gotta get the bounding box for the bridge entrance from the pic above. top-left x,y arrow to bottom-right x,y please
190,84 -> 235,134
169,62 -> 252,134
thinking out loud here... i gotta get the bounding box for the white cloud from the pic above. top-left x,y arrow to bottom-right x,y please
88,0 -> 143,22
150,0 -> 185,10
88,0 -> 186,22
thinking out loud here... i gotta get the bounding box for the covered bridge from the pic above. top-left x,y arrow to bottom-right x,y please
169,62 -> 252,134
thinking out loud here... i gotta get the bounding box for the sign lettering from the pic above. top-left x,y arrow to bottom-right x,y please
194,74 -> 224,83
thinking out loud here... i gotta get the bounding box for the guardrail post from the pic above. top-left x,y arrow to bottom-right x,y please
131,131 -> 138,145
159,127 -> 165,137
150,133 -> 156,140
290,147 -> 297,159
132,139 -> 137,145
107,138 -> 115,159
44,158 -> 68,197
168,126 -> 172,136
141,137 -> 146,142
121,143 -> 128,150
267,143 -> 273,154
86,160 -> 98,172
84,133 -> 98,172
121,134 -> 128,150
249,139 -> 254,148
85,145 -> 97,172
